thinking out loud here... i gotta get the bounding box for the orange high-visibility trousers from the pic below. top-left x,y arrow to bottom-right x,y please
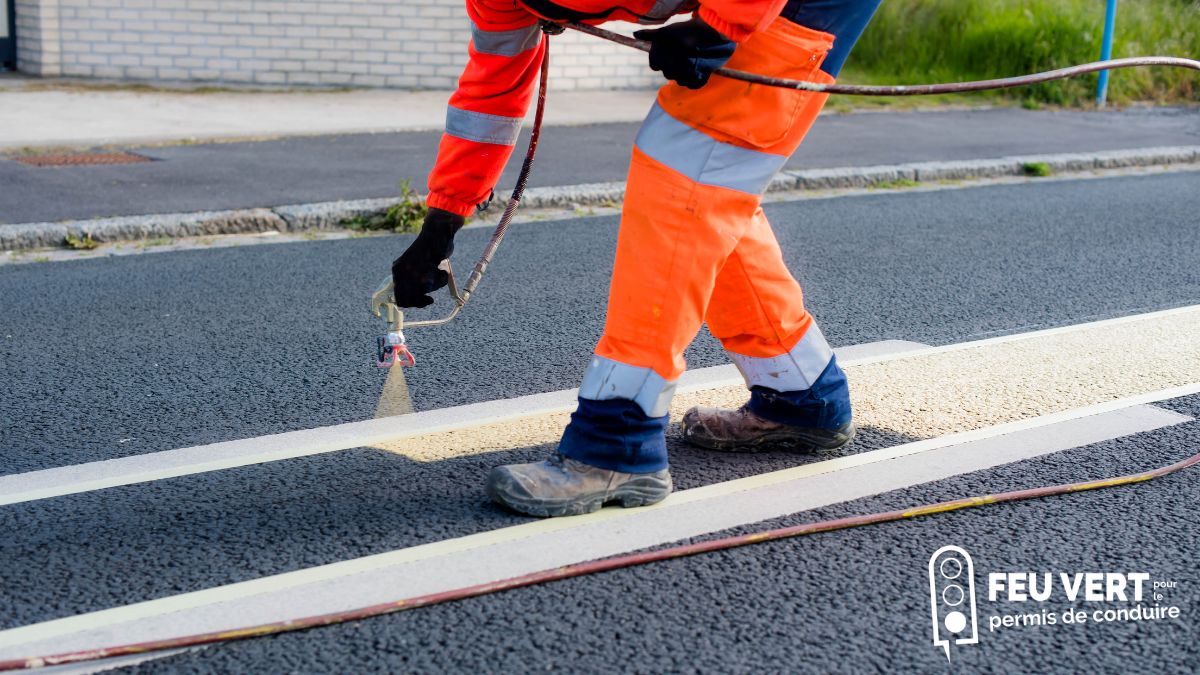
589,17 -> 838,395
561,17 -> 858,474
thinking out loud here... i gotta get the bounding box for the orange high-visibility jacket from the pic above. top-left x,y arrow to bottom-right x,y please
426,0 -> 787,217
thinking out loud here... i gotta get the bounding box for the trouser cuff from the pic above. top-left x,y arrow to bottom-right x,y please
558,398 -> 670,473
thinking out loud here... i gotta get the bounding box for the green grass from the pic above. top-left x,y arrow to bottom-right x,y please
1022,161 -> 1053,177
63,232 -> 99,250
872,178 -> 922,189
343,179 -> 429,234
841,0 -> 1200,107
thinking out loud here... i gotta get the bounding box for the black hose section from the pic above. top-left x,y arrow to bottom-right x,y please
461,37 -> 551,301
567,22 -> 1200,95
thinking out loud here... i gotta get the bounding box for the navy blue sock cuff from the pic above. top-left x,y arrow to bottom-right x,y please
558,398 -> 670,473
747,357 -> 853,429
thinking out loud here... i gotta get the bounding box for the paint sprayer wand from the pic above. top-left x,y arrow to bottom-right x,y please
369,34 -> 551,368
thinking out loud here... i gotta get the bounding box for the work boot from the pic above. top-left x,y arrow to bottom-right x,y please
681,404 -> 855,453
487,454 -> 672,518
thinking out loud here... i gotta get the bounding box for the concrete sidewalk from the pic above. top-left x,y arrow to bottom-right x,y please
0,75 -> 658,149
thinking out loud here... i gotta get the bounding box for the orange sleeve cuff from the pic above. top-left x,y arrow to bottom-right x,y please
698,0 -> 788,42
698,7 -> 751,42
426,192 -> 479,218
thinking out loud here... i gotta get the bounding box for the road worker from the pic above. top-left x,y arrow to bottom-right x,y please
391,0 -> 882,517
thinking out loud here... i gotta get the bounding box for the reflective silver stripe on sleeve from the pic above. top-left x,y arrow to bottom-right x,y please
634,103 -> 788,195
470,21 -> 543,57
578,355 -> 678,418
444,106 -> 522,145
728,324 -> 834,392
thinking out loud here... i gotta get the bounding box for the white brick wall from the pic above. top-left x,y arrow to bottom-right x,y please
15,0 -> 62,76
14,0 -> 660,90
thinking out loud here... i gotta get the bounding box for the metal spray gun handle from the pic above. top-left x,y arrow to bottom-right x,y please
369,260 -> 467,367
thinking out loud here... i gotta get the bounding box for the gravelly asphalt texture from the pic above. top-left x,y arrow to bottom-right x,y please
1,172 -> 1197,673
0,106 -> 1197,223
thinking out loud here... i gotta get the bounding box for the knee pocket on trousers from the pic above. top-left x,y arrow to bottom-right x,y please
658,18 -> 835,152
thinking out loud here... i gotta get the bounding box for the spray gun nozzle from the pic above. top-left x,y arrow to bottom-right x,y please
375,332 -> 416,368
370,276 -> 414,367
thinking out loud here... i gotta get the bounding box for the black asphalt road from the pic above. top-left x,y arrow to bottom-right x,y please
1,172 -> 1198,673
1,106 -> 1197,224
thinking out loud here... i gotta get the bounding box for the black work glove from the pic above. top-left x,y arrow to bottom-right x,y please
391,208 -> 465,308
633,17 -> 736,89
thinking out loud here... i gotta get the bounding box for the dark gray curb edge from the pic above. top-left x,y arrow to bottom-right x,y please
3,146 -> 1197,251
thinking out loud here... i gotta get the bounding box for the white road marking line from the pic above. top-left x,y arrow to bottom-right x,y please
3,301 -> 1197,507
4,299 -> 1195,504
0,340 -> 931,507
3,301 -> 1196,506
850,303 -> 1200,366
0,396 -> 1189,658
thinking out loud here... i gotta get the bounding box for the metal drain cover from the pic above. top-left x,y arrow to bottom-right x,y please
14,152 -> 154,167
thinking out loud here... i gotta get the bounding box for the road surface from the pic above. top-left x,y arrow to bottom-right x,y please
0,171 -> 1197,673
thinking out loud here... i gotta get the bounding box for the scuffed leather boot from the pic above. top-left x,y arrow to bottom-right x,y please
487,454 -> 672,518
681,404 -> 855,453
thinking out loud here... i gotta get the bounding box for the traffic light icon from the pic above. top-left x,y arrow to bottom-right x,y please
928,545 -> 979,662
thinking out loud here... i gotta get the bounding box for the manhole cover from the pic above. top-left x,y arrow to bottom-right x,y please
13,152 -> 154,167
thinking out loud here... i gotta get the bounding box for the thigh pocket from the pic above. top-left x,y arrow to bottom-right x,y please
658,18 -> 834,151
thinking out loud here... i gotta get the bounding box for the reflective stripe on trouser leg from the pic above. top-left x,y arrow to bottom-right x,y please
558,358 -> 675,474
578,356 -> 677,418
469,21 -> 542,57
729,322 -> 833,392
747,356 -> 852,430
444,106 -> 523,146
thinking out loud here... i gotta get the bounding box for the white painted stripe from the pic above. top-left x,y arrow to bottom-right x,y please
0,340 -> 927,507
3,301 -> 1195,507
848,303 -> 1200,367
0,398 -> 1188,657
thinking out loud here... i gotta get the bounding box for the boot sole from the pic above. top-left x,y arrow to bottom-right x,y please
684,422 -> 857,454
486,473 -> 673,518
